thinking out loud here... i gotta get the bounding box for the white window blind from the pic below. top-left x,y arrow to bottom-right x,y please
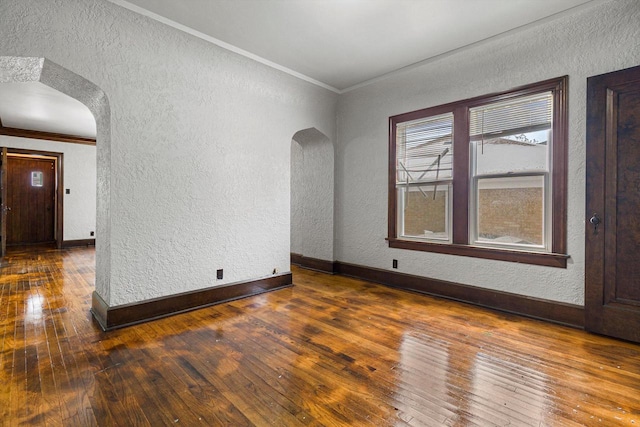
396,113 -> 453,185
469,93 -> 552,141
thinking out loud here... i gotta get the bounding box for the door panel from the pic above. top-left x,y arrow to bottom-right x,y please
586,64 -> 640,343
613,87 -> 640,303
0,147 -> 6,257
6,156 -> 56,245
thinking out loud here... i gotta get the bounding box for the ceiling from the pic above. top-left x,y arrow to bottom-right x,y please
113,0 -> 595,92
1,0 -> 596,138
0,82 -> 96,139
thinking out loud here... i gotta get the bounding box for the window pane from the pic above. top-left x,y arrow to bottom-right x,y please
475,176 -> 545,247
399,184 -> 450,241
396,113 -> 453,184
472,132 -> 549,175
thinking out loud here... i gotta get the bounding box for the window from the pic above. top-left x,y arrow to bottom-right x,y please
395,113 -> 453,242
388,77 -> 568,267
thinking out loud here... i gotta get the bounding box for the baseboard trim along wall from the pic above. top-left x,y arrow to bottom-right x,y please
61,239 -> 96,248
333,261 -> 584,329
92,255 -> 583,331
91,272 -> 293,331
290,253 -> 336,274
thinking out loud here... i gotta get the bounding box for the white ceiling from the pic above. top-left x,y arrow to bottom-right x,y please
2,0 -> 596,138
113,0 -> 595,92
0,82 -> 96,139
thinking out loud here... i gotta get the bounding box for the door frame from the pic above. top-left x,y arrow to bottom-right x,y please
1,147 -> 6,258
6,148 -> 64,249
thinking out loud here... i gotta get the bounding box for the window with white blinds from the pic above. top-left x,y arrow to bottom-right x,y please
388,77 -> 568,267
469,91 -> 553,251
395,113 -> 454,242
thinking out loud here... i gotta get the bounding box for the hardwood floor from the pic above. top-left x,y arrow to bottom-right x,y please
1,247 -> 639,426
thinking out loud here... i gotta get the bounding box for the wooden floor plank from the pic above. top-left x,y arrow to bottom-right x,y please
1,246 -> 640,426
10,282 -> 27,425
229,295 -> 478,423
29,283 -> 65,427
219,306 -> 421,425
0,275 -> 14,423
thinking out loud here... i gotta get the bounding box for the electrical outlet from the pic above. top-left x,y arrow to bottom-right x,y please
90,231 -> 94,236
65,189 -> 70,194
392,259 -> 398,269
216,269 -> 223,280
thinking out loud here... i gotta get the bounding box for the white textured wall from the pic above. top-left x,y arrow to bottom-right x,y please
290,140 -> 305,255
0,0 -> 337,306
335,0 -> 640,305
0,135 -> 96,241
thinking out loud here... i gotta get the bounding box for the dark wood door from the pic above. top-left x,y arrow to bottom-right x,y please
0,147 -> 6,257
586,64 -> 640,343
6,156 -> 56,245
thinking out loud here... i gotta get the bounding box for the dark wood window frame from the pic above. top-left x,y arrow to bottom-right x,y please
388,76 -> 569,268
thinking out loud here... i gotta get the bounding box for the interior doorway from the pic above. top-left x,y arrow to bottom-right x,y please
4,149 -> 63,247
290,127 -> 334,271
1,56 -> 111,305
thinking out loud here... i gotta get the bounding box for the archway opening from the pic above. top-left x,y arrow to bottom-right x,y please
290,127 -> 334,270
0,56 -> 111,304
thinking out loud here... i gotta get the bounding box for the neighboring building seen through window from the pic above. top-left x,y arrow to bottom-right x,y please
395,112 -> 453,242
388,77 -> 568,267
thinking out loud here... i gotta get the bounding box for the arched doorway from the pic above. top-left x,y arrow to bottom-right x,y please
290,127 -> 334,271
0,56 -> 111,303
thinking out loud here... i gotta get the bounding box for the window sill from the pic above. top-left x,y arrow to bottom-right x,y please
387,238 -> 568,268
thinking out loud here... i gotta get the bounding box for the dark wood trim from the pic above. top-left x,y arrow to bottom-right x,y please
552,76 -> 569,255
388,76 -> 569,265
90,272 -> 293,331
0,125 -> 96,146
6,148 -> 64,249
388,118 -> 398,241
584,67 -> 610,335
388,239 -> 568,268
61,238 -> 95,248
0,147 -> 6,258
290,253 -> 336,274
57,154 -> 64,249
452,105 -> 469,245
334,261 -> 583,328
90,291 -> 109,331
290,252 -> 304,266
